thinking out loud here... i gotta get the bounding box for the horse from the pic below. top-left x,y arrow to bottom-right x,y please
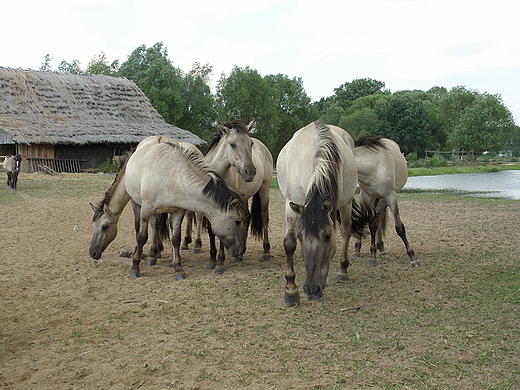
353,135 -> 420,267
277,121 -> 368,305
203,119 -> 273,273
90,136 -> 250,279
4,154 -> 22,190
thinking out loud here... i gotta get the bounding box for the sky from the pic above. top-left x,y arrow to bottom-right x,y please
2,0 -> 520,122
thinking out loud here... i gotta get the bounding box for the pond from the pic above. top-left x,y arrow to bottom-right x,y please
402,170 -> 520,199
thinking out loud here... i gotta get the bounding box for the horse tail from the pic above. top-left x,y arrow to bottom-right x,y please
250,192 -> 263,239
351,198 -> 373,239
156,213 -> 170,242
354,135 -> 387,151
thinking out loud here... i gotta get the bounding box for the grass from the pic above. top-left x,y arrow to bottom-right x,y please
408,161 -> 520,176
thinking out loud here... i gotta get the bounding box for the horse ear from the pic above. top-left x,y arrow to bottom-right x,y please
103,203 -> 110,214
90,202 -> 96,212
289,202 -> 304,215
322,199 -> 333,213
218,123 -> 230,135
245,121 -> 256,133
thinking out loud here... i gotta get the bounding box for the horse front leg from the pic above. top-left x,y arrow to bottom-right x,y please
130,216 -> 149,278
169,210 -> 187,280
336,205 -> 352,281
215,240 -> 226,275
207,224 -> 217,270
284,210 -> 300,306
260,188 -> 272,262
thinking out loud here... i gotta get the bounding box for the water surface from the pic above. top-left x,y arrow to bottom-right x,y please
403,170 -> 520,199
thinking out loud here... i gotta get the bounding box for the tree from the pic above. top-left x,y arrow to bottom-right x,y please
58,59 -> 83,74
447,93 -> 516,154
177,62 -> 217,141
333,78 -> 386,109
86,52 -> 120,76
264,73 -> 318,156
376,95 -> 430,155
40,54 -> 52,71
216,66 -> 279,151
119,42 -> 183,125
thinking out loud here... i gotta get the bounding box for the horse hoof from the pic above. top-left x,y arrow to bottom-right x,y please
351,253 -> 360,260
207,262 -> 216,270
232,257 -> 243,263
379,251 -> 389,257
368,259 -> 377,267
129,272 -> 141,278
214,266 -> 225,275
284,293 -> 301,306
411,260 -> 422,267
180,245 -> 189,251
192,249 -> 201,254
335,273 -> 349,282
175,274 -> 186,281
147,259 -> 157,266
261,254 -> 271,262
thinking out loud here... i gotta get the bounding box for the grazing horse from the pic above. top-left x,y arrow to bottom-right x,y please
277,122 -> 367,305
90,136 -> 250,279
203,119 -> 273,273
4,154 -> 22,190
353,135 -> 420,267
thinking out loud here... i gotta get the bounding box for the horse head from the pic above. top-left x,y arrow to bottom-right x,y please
89,202 -> 118,259
289,198 -> 337,301
216,119 -> 257,182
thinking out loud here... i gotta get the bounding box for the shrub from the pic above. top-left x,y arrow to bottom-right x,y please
99,158 -> 119,173
426,154 -> 448,167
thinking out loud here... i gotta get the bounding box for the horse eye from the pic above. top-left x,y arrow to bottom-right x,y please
235,220 -> 241,226
324,234 -> 332,242
102,225 -> 109,231
230,142 -> 237,149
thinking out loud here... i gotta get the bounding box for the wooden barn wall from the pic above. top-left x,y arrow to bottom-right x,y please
54,143 -> 135,169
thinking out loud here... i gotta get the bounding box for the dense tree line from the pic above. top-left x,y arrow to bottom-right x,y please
43,43 -> 519,158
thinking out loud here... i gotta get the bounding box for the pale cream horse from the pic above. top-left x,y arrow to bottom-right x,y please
277,122 -> 367,306
203,119 -> 273,273
353,135 -> 420,267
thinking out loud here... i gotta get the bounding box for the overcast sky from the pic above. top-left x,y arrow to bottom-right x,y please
2,0 -> 519,122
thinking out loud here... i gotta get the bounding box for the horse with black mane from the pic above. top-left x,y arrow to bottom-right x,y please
4,154 -> 22,190
353,135 -> 420,267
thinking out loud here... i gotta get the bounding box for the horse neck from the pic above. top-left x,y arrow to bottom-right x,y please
106,172 -> 131,218
205,144 -> 231,177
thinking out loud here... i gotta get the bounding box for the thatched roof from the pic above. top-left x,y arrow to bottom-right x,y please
0,67 -> 205,145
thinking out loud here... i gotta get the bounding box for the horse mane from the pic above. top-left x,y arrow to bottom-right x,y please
92,153 -> 130,221
354,135 -> 388,151
207,118 -> 249,152
301,121 -> 341,238
202,172 -> 243,212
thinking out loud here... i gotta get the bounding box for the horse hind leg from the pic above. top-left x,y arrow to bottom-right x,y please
169,210 -> 187,280
192,212 -> 203,254
180,211 -> 194,251
389,200 -> 421,267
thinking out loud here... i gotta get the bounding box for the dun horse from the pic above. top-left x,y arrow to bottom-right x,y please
277,122 -> 367,305
4,154 -> 22,190
353,135 -> 420,267
90,136 -> 250,279
203,119 -> 273,272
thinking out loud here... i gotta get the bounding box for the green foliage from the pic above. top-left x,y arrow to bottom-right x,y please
86,52 -> 120,76
426,154 -> 448,167
376,95 -> 430,155
406,152 -> 418,162
58,59 -> 83,74
447,93 -> 516,154
99,159 -> 119,173
333,78 -> 385,109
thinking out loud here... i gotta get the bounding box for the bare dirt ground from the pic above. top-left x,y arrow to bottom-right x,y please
0,173 -> 518,389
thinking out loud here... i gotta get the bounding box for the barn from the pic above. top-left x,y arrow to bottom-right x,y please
0,67 -> 205,173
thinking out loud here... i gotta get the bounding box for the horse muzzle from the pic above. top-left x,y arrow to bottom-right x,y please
303,284 -> 324,301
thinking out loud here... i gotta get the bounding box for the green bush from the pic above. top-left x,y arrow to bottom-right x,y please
426,154 -> 448,167
99,158 -> 119,173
